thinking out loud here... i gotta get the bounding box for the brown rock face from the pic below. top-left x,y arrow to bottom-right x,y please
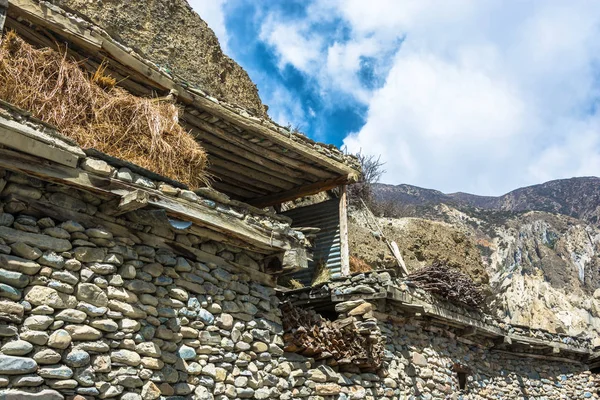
51,0 -> 268,118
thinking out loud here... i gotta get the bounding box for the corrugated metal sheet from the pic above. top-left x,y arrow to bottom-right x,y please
283,199 -> 341,285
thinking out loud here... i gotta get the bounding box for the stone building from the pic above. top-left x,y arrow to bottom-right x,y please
0,1 -> 598,400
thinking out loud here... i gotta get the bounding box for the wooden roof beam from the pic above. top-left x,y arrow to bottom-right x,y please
189,95 -> 359,180
183,114 -> 335,179
0,145 -> 293,252
198,139 -> 310,183
248,176 -> 350,208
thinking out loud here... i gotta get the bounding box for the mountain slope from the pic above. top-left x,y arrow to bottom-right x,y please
350,176 -> 600,340
374,176 -> 600,225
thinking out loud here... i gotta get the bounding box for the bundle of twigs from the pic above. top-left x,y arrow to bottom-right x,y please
407,261 -> 485,308
281,302 -> 384,370
0,32 -> 209,188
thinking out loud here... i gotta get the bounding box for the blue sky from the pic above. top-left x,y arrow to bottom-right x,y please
189,0 -> 600,196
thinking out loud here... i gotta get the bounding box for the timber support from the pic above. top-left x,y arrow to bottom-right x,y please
0,0 -> 7,36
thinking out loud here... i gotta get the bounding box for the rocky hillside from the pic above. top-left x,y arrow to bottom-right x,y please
350,176 -> 600,341
51,0 -> 268,118
374,177 -> 600,225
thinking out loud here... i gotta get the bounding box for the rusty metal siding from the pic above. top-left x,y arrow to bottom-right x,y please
283,199 -> 342,286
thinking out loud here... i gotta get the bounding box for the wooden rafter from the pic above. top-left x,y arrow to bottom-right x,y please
248,176 -> 350,208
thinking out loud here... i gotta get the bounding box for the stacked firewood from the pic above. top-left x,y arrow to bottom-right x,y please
281,302 -> 384,370
407,261 -> 485,308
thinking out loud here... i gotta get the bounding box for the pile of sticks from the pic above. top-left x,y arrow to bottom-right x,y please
281,302 -> 384,370
407,261 -> 485,308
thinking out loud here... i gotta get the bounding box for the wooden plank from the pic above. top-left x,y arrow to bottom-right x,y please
9,0 -> 358,187
147,192 -> 292,252
168,241 -> 276,287
189,95 -> 359,180
248,176 -> 350,208
0,0 -> 7,34
390,241 -> 409,276
211,181 -> 262,200
199,140 -> 310,183
208,163 -> 290,192
338,185 -> 349,276
0,115 -> 84,167
505,333 -> 590,355
491,349 -> 584,364
184,114 -> 335,179
0,147 -> 293,252
8,0 -> 102,51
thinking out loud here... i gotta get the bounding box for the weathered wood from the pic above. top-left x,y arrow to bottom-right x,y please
188,94 -> 360,180
0,147 -> 295,253
248,176 -> 350,208
8,0 -> 102,51
211,181 -> 263,199
184,114 -> 335,179
338,185 -> 349,276
504,333 -> 590,356
99,190 -> 149,216
208,164 -> 288,193
0,114 -> 84,167
168,241 -> 276,287
491,349 -> 585,364
197,136 -> 313,182
0,0 -> 7,35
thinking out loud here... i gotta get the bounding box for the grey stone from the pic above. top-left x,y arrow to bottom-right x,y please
9,243 -> 42,260
0,284 -> 20,301
76,283 -> 108,307
0,340 -> 33,356
33,349 -> 62,364
110,349 -> 141,366
74,247 -> 106,263
64,325 -> 102,341
178,345 -> 196,360
81,158 -> 113,176
55,309 -> 87,323
25,286 -> 75,309
0,255 -> 41,276
0,355 -> 37,374
38,365 -> 73,379
65,349 -> 90,367
0,226 -> 71,252
0,389 -> 63,400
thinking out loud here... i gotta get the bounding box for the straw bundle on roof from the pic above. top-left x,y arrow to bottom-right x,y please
0,32 -> 209,188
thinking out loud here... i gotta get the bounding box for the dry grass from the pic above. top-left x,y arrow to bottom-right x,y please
350,255 -> 373,273
311,261 -> 331,286
288,279 -> 304,289
0,32 -> 208,188
278,276 -> 305,290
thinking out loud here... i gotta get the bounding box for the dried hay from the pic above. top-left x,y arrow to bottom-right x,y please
311,261 -> 331,286
0,32 -> 209,188
349,255 -> 373,273
288,279 -> 304,289
278,275 -> 305,290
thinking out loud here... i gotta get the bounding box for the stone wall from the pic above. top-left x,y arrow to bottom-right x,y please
0,164 -> 597,400
0,168 -> 285,399
275,299 -> 600,400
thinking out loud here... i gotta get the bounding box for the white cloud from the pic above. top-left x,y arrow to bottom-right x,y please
341,1 -> 600,194
255,0 -> 600,195
188,0 -> 230,52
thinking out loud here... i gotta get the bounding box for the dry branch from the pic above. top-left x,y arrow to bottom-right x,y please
407,261 -> 485,308
0,32 -> 208,188
281,302 -> 384,370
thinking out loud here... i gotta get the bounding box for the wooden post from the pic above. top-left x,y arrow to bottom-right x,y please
0,0 -> 7,37
339,185 -> 350,276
